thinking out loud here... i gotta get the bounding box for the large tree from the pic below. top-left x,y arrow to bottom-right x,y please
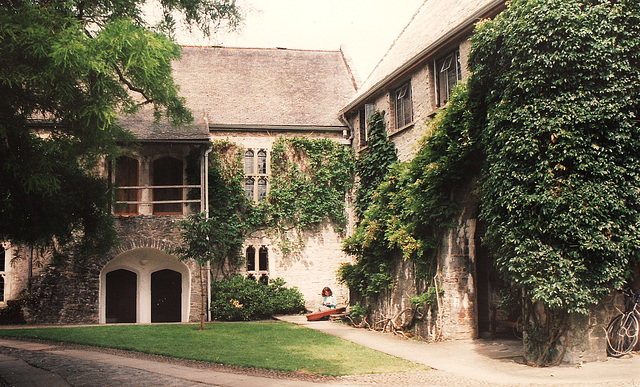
0,0 -> 240,249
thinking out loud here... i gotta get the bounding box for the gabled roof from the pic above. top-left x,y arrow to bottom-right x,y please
342,0 -> 504,113
120,46 -> 358,141
174,46 -> 357,129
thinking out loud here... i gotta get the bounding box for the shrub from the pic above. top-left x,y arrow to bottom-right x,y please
210,275 -> 305,321
0,300 -> 26,325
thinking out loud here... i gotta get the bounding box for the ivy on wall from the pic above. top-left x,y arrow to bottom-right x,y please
182,137 -> 355,267
339,92 -> 480,297
263,136 -> 355,254
341,0 -> 640,365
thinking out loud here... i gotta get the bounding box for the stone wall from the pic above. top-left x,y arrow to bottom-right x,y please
242,222 -> 352,311
19,215 -> 204,324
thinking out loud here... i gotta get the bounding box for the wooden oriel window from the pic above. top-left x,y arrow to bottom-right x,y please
153,157 -> 183,215
115,156 -> 139,215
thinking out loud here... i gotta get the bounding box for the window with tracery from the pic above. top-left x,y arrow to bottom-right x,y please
246,246 -> 268,283
244,148 -> 269,201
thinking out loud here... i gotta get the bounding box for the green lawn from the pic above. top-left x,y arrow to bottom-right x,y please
0,322 -> 428,376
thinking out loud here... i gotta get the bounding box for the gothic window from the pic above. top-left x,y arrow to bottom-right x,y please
244,150 -> 254,175
436,49 -> 462,107
257,178 -> 267,201
259,246 -> 268,271
257,150 -> 267,174
244,148 -> 269,201
245,178 -> 255,200
358,103 -> 375,148
246,246 -> 256,272
246,246 -> 269,282
114,156 -> 139,215
394,82 -> 413,129
0,246 -> 5,302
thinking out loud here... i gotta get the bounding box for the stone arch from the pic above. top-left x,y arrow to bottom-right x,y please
99,247 -> 190,324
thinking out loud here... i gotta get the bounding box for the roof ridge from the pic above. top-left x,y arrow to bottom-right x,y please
362,0 -> 428,83
179,45 -> 342,54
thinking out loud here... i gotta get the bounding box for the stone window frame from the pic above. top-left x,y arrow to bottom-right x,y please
394,81 -> 413,130
246,245 -> 269,284
435,48 -> 462,107
244,148 -> 269,202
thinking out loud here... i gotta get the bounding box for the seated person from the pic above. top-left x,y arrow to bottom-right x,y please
315,286 -> 337,312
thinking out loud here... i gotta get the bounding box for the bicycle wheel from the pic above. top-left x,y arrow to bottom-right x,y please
606,313 -> 639,357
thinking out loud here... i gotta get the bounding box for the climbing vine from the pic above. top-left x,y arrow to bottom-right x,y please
180,137 -> 355,266
263,136 -> 355,254
340,91 -> 480,297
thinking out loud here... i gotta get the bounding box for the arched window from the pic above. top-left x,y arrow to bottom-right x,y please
153,157 -> 183,214
245,178 -> 255,200
257,150 -> 267,174
259,246 -> 268,271
258,178 -> 267,201
115,156 -> 139,215
246,246 -> 256,272
244,150 -> 254,175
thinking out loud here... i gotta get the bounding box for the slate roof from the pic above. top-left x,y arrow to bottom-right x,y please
342,0 -> 504,113
120,46 -> 358,141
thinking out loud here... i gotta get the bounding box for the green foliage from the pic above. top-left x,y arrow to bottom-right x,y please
472,0 -> 640,313
340,91 -> 479,295
353,111 -> 399,219
410,287 -> 444,308
349,301 -> 370,320
466,0 -> 640,363
0,0 -> 240,249
340,112 -> 398,297
263,136 -> 355,253
210,275 -> 305,321
0,300 -> 26,325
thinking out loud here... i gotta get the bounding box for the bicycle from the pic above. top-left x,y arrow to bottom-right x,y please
606,288 -> 640,357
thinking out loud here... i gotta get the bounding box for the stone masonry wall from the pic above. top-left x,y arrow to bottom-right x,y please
20,215 -> 203,324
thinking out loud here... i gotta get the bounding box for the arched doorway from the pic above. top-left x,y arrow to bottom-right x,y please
105,269 -> 137,323
100,247 -> 191,324
151,269 -> 182,322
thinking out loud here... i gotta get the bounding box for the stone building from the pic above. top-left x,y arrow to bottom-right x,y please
341,0 -> 505,342
1,45 -> 358,323
2,0 -> 635,364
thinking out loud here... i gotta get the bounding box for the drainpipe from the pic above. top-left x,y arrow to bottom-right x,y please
339,113 -> 355,144
202,145 -> 213,321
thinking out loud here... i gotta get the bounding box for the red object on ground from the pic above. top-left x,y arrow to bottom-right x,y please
306,306 -> 346,321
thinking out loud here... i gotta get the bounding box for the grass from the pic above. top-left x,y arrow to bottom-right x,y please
0,322 -> 428,376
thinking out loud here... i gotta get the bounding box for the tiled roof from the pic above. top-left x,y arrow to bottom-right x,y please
117,109 -> 210,142
120,46 -> 358,140
174,46 -> 357,128
342,0 -> 504,112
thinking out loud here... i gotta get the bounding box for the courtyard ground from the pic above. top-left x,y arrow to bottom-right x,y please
0,316 -> 638,386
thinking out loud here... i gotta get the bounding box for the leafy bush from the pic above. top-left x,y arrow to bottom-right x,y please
0,300 -> 26,325
210,275 -> 305,321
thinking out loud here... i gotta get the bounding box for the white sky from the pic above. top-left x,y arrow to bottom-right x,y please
171,0 -> 425,79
